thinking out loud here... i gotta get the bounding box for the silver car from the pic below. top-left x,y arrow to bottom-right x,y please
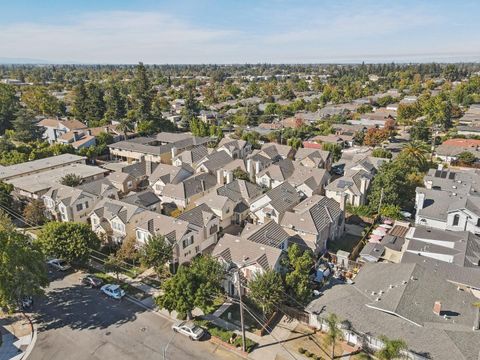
47,259 -> 71,271
172,321 -> 205,341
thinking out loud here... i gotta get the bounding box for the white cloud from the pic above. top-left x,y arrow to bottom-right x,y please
0,7 -> 479,64
0,11 -> 238,63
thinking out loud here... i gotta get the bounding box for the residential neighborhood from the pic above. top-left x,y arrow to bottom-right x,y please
1,2 -> 480,360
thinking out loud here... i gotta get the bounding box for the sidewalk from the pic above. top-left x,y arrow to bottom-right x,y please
0,313 -> 34,360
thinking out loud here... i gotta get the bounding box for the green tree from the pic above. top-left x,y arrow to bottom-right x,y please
0,213 -> 49,311
116,118 -> 135,139
284,244 -> 314,305
248,270 -> 284,316
156,255 -> 224,319
131,62 -> 153,121
12,108 -> 43,142
0,181 -> 13,210
371,148 -> 392,159
139,234 -> 173,276
73,81 -> 89,122
85,82 -> 106,124
324,313 -> 344,360
457,151 -> 476,165
322,143 -> 342,162
104,82 -> 126,121
232,168 -> 251,182
22,87 -> 62,116
0,83 -> 19,134
409,120 -> 430,142
400,141 -> 430,170
60,173 -> 83,187
375,336 -> 407,360
37,222 -> 101,265
23,199 -> 47,226
104,253 -> 123,280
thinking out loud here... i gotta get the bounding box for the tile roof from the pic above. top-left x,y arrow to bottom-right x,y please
241,221 -> 290,248
178,203 -> 217,227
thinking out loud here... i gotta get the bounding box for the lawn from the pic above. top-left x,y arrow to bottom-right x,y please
219,303 -> 263,332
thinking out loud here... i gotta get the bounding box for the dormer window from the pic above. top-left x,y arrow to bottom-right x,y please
453,214 -> 460,226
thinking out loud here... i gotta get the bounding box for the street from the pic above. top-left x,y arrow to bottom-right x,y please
29,270 -> 241,360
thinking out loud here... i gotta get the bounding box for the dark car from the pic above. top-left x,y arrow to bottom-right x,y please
81,275 -> 103,288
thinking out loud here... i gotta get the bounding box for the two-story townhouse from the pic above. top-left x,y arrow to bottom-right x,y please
37,118 -> 87,144
178,203 -> 220,251
255,159 -> 295,189
160,172 -> 217,210
195,150 -> 234,174
89,199 -> 145,244
280,195 -> 345,254
325,169 -> 372,207
135,212 -> 201,265
42,185 -> 100,223
149,163 -> 193,196
287,165 -> 331,197
249,182 -> 302,224
217,138 -> 252,159
212,234 -> 283,296
294,148 -> 332,171
172,145 -> 209,168
195,192 -> 236,228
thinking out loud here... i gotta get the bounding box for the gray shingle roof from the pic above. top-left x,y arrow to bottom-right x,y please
122,190 -> 161,209
178,203 -> 217,227
262,182 -> 302,214
241,221 -> 290,248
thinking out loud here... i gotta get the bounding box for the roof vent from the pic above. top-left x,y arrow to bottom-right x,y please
371,291 -> 376,296
375,297 -> 381,302
389,284 -> 394,289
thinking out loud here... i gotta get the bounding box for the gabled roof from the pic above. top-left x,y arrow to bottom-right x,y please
38,118 -> 87,130
325,169 -> 372,195
43,185 -> 96,206
173,145 -> 209,165
305,262 -> 480,360
212,234 -> 282,271
136,212 -> 191,244
149,163 -> 193,184
241,221 -> 290,248
90,198 -> 144,224
178,203 -> 217,228
257,159 -> 295,182
217,180 -> 262,204
257,182 -> 302,214
280,195 -> 342,235
122,190 -> 161,209
161,172 -> 217,201
197,150 -> 233,172
77,177 -> 118,197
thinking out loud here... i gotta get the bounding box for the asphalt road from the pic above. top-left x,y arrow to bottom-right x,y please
28,270 -> 241,360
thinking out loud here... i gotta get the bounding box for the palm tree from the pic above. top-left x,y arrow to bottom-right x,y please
375,335 -> 407,360
324,313 -> 344,359
116,118 -> 135,139
401,141 -> 429,168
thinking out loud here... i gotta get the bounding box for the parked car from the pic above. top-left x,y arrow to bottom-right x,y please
172,321 -> 205,341
100,284 -> 125,299
47,259 -> 71,271
81,275 -> 103,288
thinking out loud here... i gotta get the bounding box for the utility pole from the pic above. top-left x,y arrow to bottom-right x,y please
377,188 -> 384,217
235,269 -> 246,352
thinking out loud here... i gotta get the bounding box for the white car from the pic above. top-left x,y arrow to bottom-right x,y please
47,259 -> 71,271
172,321 -> 205,341
100,284 -> 126,299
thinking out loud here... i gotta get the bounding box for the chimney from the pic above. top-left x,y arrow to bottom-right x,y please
340,193 -> 346,212
200,179 -> 206,192
246,159 -> 253,175
433,301 -> 442,316
416,192 -> 425,210
171,147 -> 178,158
474,305 -> 480,331
146,160 -> 153,176
360,177 -> 368,194
255,161 -> 261,175
217,169 -> 225,185
226,171 -> 233,184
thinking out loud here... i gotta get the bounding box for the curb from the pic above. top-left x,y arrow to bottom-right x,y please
20,313 -> 37,360
124,296 -> 174,323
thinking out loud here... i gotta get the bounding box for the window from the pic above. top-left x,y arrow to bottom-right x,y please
127,181 -> 133,189
477,218 -> 480,227
195,246 -> 200,253
453,214 -> 460,226
91,217 -> 98,225
182,236 -> 194,249
209,224 -> 218,235
76,203 -> 83,212
85,202 -> 89,209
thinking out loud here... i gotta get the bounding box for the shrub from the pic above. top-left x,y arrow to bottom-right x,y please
304,350 -> 312,357
298,347 -> 306,354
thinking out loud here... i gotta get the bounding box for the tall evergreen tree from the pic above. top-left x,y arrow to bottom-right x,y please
104,82 -> 126,121
12,108 -> 43,142
85,83 -> 106,124
0,84 -> 19,134
73,81 -> 88,122
131,62 -> 153,121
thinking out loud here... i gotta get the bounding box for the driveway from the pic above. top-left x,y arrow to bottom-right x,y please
28,270 -> 241,360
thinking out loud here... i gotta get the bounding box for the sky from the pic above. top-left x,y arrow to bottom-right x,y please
0,0 -> 479,64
